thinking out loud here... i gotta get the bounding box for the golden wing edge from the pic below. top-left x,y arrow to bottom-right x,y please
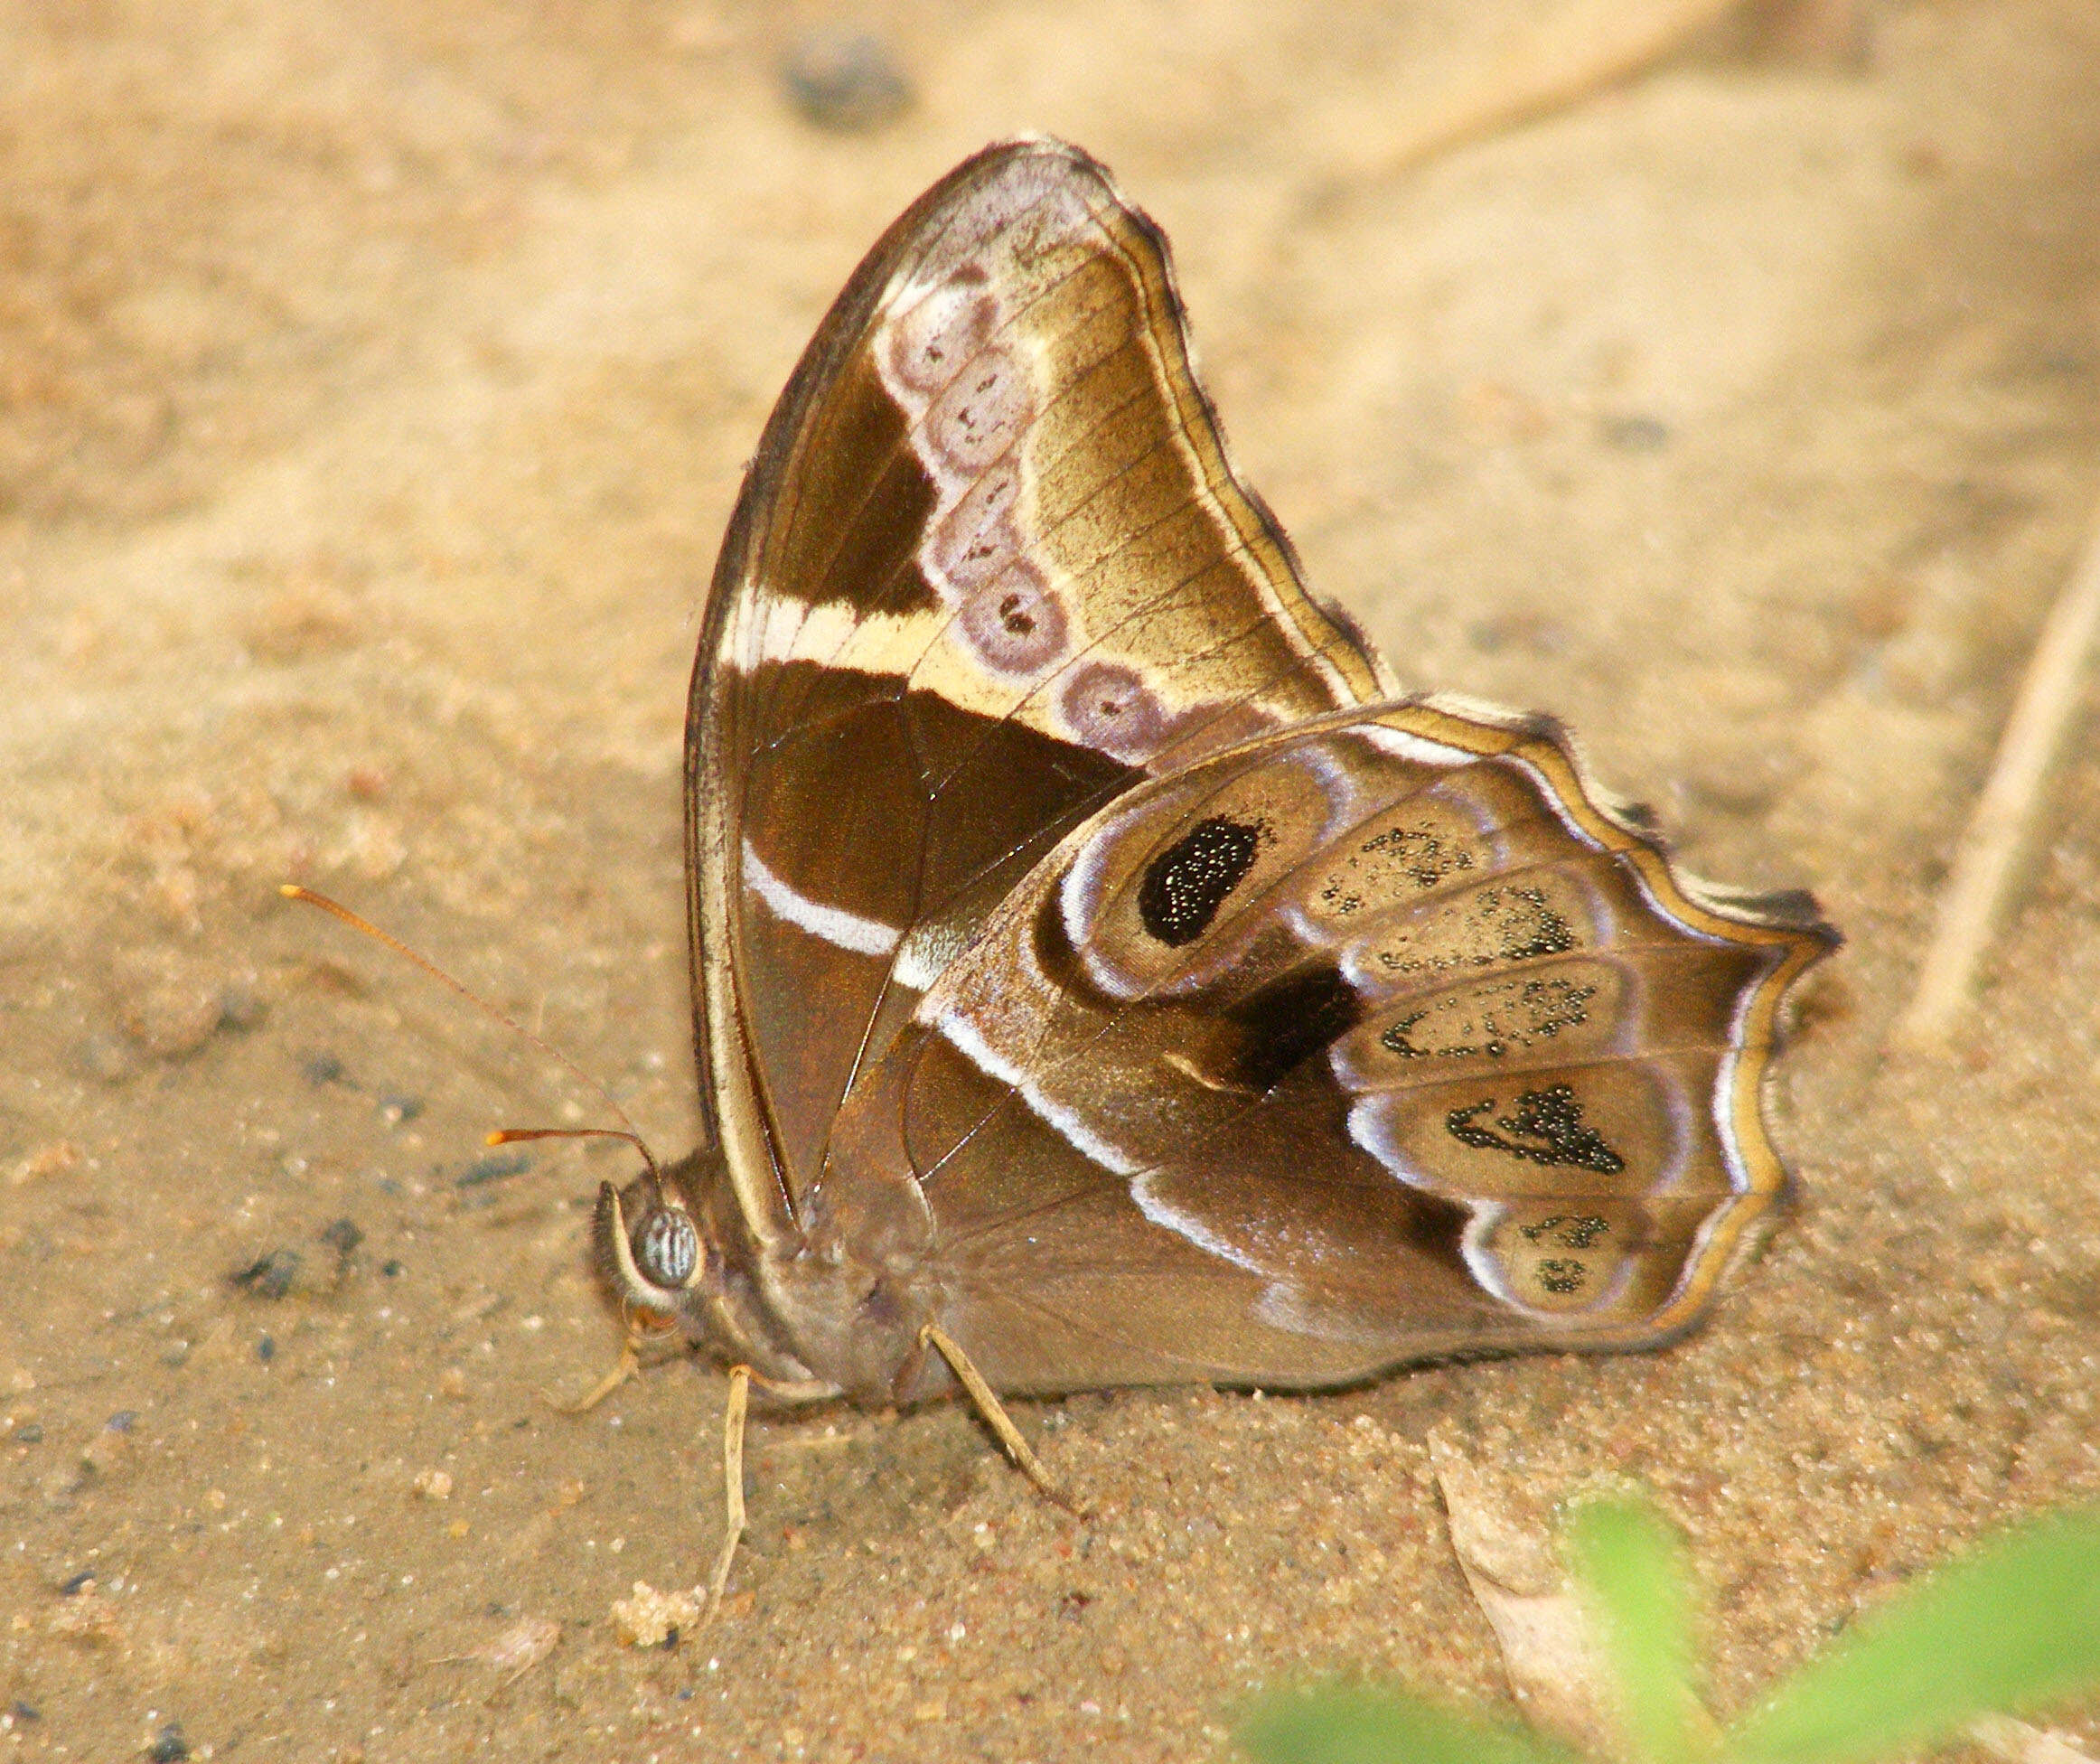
1360,693 -> 1839,1351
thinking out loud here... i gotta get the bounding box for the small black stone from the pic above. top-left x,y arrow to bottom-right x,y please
256,1334 -> 276,1364
455,1150 -> 531,1188
302,1053 -> 346,1086
380,1258 -> 405,1278
13,1423 -> 42,1445
1601,413 -> 1671,452
146,1722 -> 191,1761
782,29 -> 914,132
230,1248 -> 301,1300
319,1217 -> 364,1256
59,1569 -> 96,1595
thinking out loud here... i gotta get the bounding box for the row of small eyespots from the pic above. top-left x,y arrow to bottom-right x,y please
882,273 -> 1075,683
883,260 -> 1231,755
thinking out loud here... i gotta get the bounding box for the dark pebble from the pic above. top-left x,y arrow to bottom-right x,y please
381,1259 -> 405,1278
10,1700 -> 38,1721
256,1334 -> 276,1363
319,1217 -> 364,1256
302,1053 -> 346,1086
147,1722 -> 191,1762
59,1569 -> 96,1595
1600,413 -> 1672,452
782,29 -> 913,132
455,1150 -> 530,1188
14,1423 -> 42,1445
230,1248 -> 302,1300
106,1411 -> 137,1433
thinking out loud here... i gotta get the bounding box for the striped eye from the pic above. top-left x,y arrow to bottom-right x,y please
633,1204 -> 700,1291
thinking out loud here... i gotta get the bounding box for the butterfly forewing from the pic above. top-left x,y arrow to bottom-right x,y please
691,141 -> 1387,1230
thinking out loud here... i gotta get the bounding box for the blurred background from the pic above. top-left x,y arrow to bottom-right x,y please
3,4 -> 2098,1760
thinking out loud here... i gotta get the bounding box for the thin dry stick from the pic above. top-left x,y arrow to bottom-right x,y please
1896,499 -> 2100,1046
1323,0 -> 1741,189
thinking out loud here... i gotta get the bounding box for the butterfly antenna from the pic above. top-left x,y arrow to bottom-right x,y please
279,883 -> 664,1187
483,1124 -> 661,1187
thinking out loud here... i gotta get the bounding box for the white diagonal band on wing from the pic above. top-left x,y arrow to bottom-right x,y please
742,840 -> 903,957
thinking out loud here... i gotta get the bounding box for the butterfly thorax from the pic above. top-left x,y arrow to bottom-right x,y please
758,1126 -> 948,1406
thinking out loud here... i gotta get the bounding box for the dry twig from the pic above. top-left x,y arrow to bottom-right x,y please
1322,0 -> 1741,189
1896,500 -> 2100,1047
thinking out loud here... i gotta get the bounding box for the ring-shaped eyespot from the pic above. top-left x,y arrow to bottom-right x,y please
632,1202 -> 701,1292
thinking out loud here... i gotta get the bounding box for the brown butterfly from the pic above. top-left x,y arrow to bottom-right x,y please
593,137 -> 1835,1605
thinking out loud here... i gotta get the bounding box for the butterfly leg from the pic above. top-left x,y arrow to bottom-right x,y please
549,1299 -> 686,1414
919,1323 -> 1083,1516
550,1335 -> 642,1414
702,1364 -> 752,1623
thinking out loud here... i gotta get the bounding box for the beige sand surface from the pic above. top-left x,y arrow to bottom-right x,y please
4,3 -> 2099,1759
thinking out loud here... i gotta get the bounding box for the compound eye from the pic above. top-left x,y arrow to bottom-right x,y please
632,1205 -> 699,1291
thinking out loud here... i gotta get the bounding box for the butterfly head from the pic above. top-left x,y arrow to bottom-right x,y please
592,1152 -> 830,1388
594,1160 -> 721,1326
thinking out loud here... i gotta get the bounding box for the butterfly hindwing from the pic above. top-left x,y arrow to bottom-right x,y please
817,700 -> 1831,1393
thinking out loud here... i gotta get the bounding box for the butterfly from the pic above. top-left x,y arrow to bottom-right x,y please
591,136 -> 1836,1605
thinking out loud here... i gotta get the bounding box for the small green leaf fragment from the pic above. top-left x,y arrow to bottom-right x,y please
1565,1497 -> 1703,1764
1239,1687 -> 1583,1764
1726,1506 -> 2100,1764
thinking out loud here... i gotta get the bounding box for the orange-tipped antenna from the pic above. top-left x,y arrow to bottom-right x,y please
486,1126 -> 661,1187
279,883 -> 663,1185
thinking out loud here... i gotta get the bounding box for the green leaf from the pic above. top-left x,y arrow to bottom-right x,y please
1238,1686 -> 1585,1764
1725,1506 -> 2100,1764
1565,1497 -> 1705,1764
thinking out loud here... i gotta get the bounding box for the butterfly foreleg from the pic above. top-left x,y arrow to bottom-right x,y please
550,1338 -> 642,1415
919,1323 -> 1084,1517
547,1298 -> 691,1415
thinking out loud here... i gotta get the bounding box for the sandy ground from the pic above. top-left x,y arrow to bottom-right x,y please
4,2 -> 2100,1759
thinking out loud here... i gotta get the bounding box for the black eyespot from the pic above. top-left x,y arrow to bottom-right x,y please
1138,816 -> 1265,947
633,1206 -> 699,1290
